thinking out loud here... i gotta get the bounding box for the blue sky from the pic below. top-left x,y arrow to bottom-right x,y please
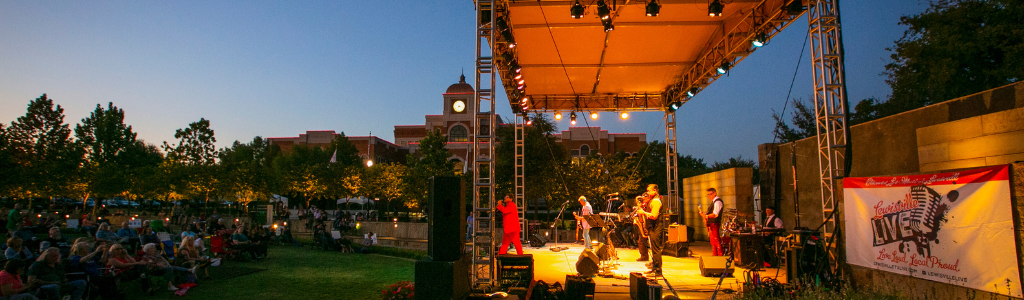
0,1 -> 928,164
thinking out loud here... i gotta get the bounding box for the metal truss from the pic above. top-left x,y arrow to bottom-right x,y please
473,0 -> 498,287
807,0 -> 849,262
664,111 -> 679,215
514,115 -> 527,238
518,94 -> 664,113
664,0 -> 806,105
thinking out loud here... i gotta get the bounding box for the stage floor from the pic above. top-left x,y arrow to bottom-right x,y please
519,241 -> 787,299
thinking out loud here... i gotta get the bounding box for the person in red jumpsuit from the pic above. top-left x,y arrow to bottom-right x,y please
496,194 -> 523,255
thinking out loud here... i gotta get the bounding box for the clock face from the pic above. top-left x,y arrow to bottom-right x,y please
453,100 -> 466,113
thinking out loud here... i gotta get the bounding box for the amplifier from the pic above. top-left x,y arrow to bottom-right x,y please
662,241 -> 689,257
699,256 -> 734,277
667,225 -> 688,242
565,274 -> 595,300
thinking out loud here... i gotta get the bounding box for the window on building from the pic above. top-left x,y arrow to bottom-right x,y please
449,125 -> 468,142
579,145 -> 590,156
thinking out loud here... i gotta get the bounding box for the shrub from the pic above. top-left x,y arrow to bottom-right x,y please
380,281 -> 414,300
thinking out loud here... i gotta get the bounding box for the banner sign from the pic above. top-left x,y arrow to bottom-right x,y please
844,165 -> 1021,297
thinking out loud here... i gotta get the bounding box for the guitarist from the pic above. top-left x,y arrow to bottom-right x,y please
637,184 -> 666,276
701,188 -> 725,256
572,196 -> 594,250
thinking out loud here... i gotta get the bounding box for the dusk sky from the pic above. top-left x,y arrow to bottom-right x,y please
0,1 -> 928,164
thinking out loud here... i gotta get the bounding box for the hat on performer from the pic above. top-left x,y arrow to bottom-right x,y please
578,196 -> 587,202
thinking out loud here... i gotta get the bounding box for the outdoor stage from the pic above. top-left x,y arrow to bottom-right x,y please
519,241 -> 787,299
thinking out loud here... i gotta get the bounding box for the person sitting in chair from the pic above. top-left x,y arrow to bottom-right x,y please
28,248 -> 87,300
140,243 -> 195,292
116,222 -> 140,251
177,236 -> 211,279
41,227 -> 70,258
231,227 -> 260,259
68,242 -> 122,300
5,237 -> 33,262
95,223 -> 123,244
104,243 -> 149,293
0,259 -> 38,300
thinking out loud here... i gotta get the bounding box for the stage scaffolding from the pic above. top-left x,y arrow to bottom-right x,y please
472,0 -> 850,287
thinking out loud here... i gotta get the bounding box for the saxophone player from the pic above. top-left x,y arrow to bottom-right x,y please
637,184 -> 665,275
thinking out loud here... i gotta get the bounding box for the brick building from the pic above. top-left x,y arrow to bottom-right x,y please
268,74 -> 647,170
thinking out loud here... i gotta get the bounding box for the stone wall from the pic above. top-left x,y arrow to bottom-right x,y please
681,167 -> 753,241
759,81 -> 1024,298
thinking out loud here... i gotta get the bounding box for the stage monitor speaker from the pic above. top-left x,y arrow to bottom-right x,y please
428,176 -> 465,262
629,272 -> 647,300
414,258 -> 469,300
528,233 -> 547,247
662,241 -> 688,257
596,243 -> 615,261
699,256 -> 734,277
575,249 -> 600,277
645,280 -> 662,300
565,274 -> 595,300
496,254 -> 533,288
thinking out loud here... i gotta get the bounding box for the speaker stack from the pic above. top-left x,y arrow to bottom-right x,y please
415,176 -> 469,300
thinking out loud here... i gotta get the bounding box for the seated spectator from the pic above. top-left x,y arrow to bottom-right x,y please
139,227 -> 160,247
231,227 -> 260,259
95,223 -> 122,244
136,220 -> 151,236
79,215 -> 97,236
28,248 -> 87,300
0,259 -> 37,300
104,243 -> 149,293
5,237 -> 34,261
68,242 -> 122,300
116,222 -> 140,250
140,243 -> 195,292
12,224 -> 37,252
178,236 -> 210,278
41,227 -> 71,258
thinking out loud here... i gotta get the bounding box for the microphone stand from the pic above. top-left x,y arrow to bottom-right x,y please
551,199 -> 572,251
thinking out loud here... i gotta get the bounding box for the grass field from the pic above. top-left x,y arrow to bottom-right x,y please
123,245 -> 416,300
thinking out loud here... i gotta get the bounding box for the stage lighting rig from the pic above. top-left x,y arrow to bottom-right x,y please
524,115 -> 533,125
752,32 -> 768,47
570,112 -> 577,125
597,0 -> 611,20
717,61 -> 731,74
602,19 -> 615,32
708,0 -> 724,17
554,112 -> 563,120
590,112 -> 598,120
570,0 -> 584,19
620,111 -> 629,119
667,101 -> 682,113
687,88 -> 698,97
646,0 -> 660,17
496,17 -> 516,49
787,0 -> 804,15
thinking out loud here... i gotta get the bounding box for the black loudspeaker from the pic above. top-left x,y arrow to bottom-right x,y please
575,249 -> 600,277
699,256 -> 734,277
629,272 -> 647,300
528,233 -> 547,247
428,176 -> 464,262
645,280 -> 662,300
565,274 -> 595,300
496,254 -> 533,288
414,258 -> 469,300
662,241 -> 688,257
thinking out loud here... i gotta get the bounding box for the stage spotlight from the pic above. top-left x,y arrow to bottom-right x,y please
554,112 -> 563,120
570,112 -> 577,125
687,88 -> 697,97
752,32 -> 767,47
524,115 -> 533,125
620,111 -> 629,119
514,72 -> 522,80
517,78 -> 525,85
497,18 -> 516,48
571,0 -> 584,19
667,101 -> 682,112
602,19 -> 615,32
590,112 -> 598,120
646,0 -> 660,17
708,0 -> 724,17
717,61 -> 731,74
508,61 -> 522,74
597,0 -> 610,20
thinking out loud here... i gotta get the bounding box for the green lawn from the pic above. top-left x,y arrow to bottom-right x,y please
124,245 -> 415,300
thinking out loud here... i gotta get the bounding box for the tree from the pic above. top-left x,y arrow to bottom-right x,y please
273,144 -> 331,207
867,0 -> 1024,122
73,102 -> 139,209
404,130 -> 456,210
770,98 -> 816,143
163,118 -> 219,206
6,94 -> 84,199
360,163 -> 407,217
219,137 -> 278,209
495,113 -> 569,220
711,156 -> 759,184
0,124 -> 17,196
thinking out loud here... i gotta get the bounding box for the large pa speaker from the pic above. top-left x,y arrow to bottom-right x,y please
528,233 -> 547,247
575,248 -> 600,277
414,258 -> 469,300
565,274 -> 595,300
699,256 -> 734,277
428,176 -> 465,262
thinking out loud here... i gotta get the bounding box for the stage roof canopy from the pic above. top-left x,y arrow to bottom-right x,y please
487,0 -> 805,112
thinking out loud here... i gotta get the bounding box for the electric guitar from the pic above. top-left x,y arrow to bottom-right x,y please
698,204 -> 707,226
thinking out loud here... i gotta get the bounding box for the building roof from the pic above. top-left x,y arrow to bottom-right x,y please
445,74 -> 475,94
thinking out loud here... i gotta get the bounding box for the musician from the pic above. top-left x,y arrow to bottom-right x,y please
496,194 -> 523,255
703,188 -> 725,256
573,196 -> 594,250
763,206 -> 783,229
634,195 -> 650,262
637,184 -> 665,275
